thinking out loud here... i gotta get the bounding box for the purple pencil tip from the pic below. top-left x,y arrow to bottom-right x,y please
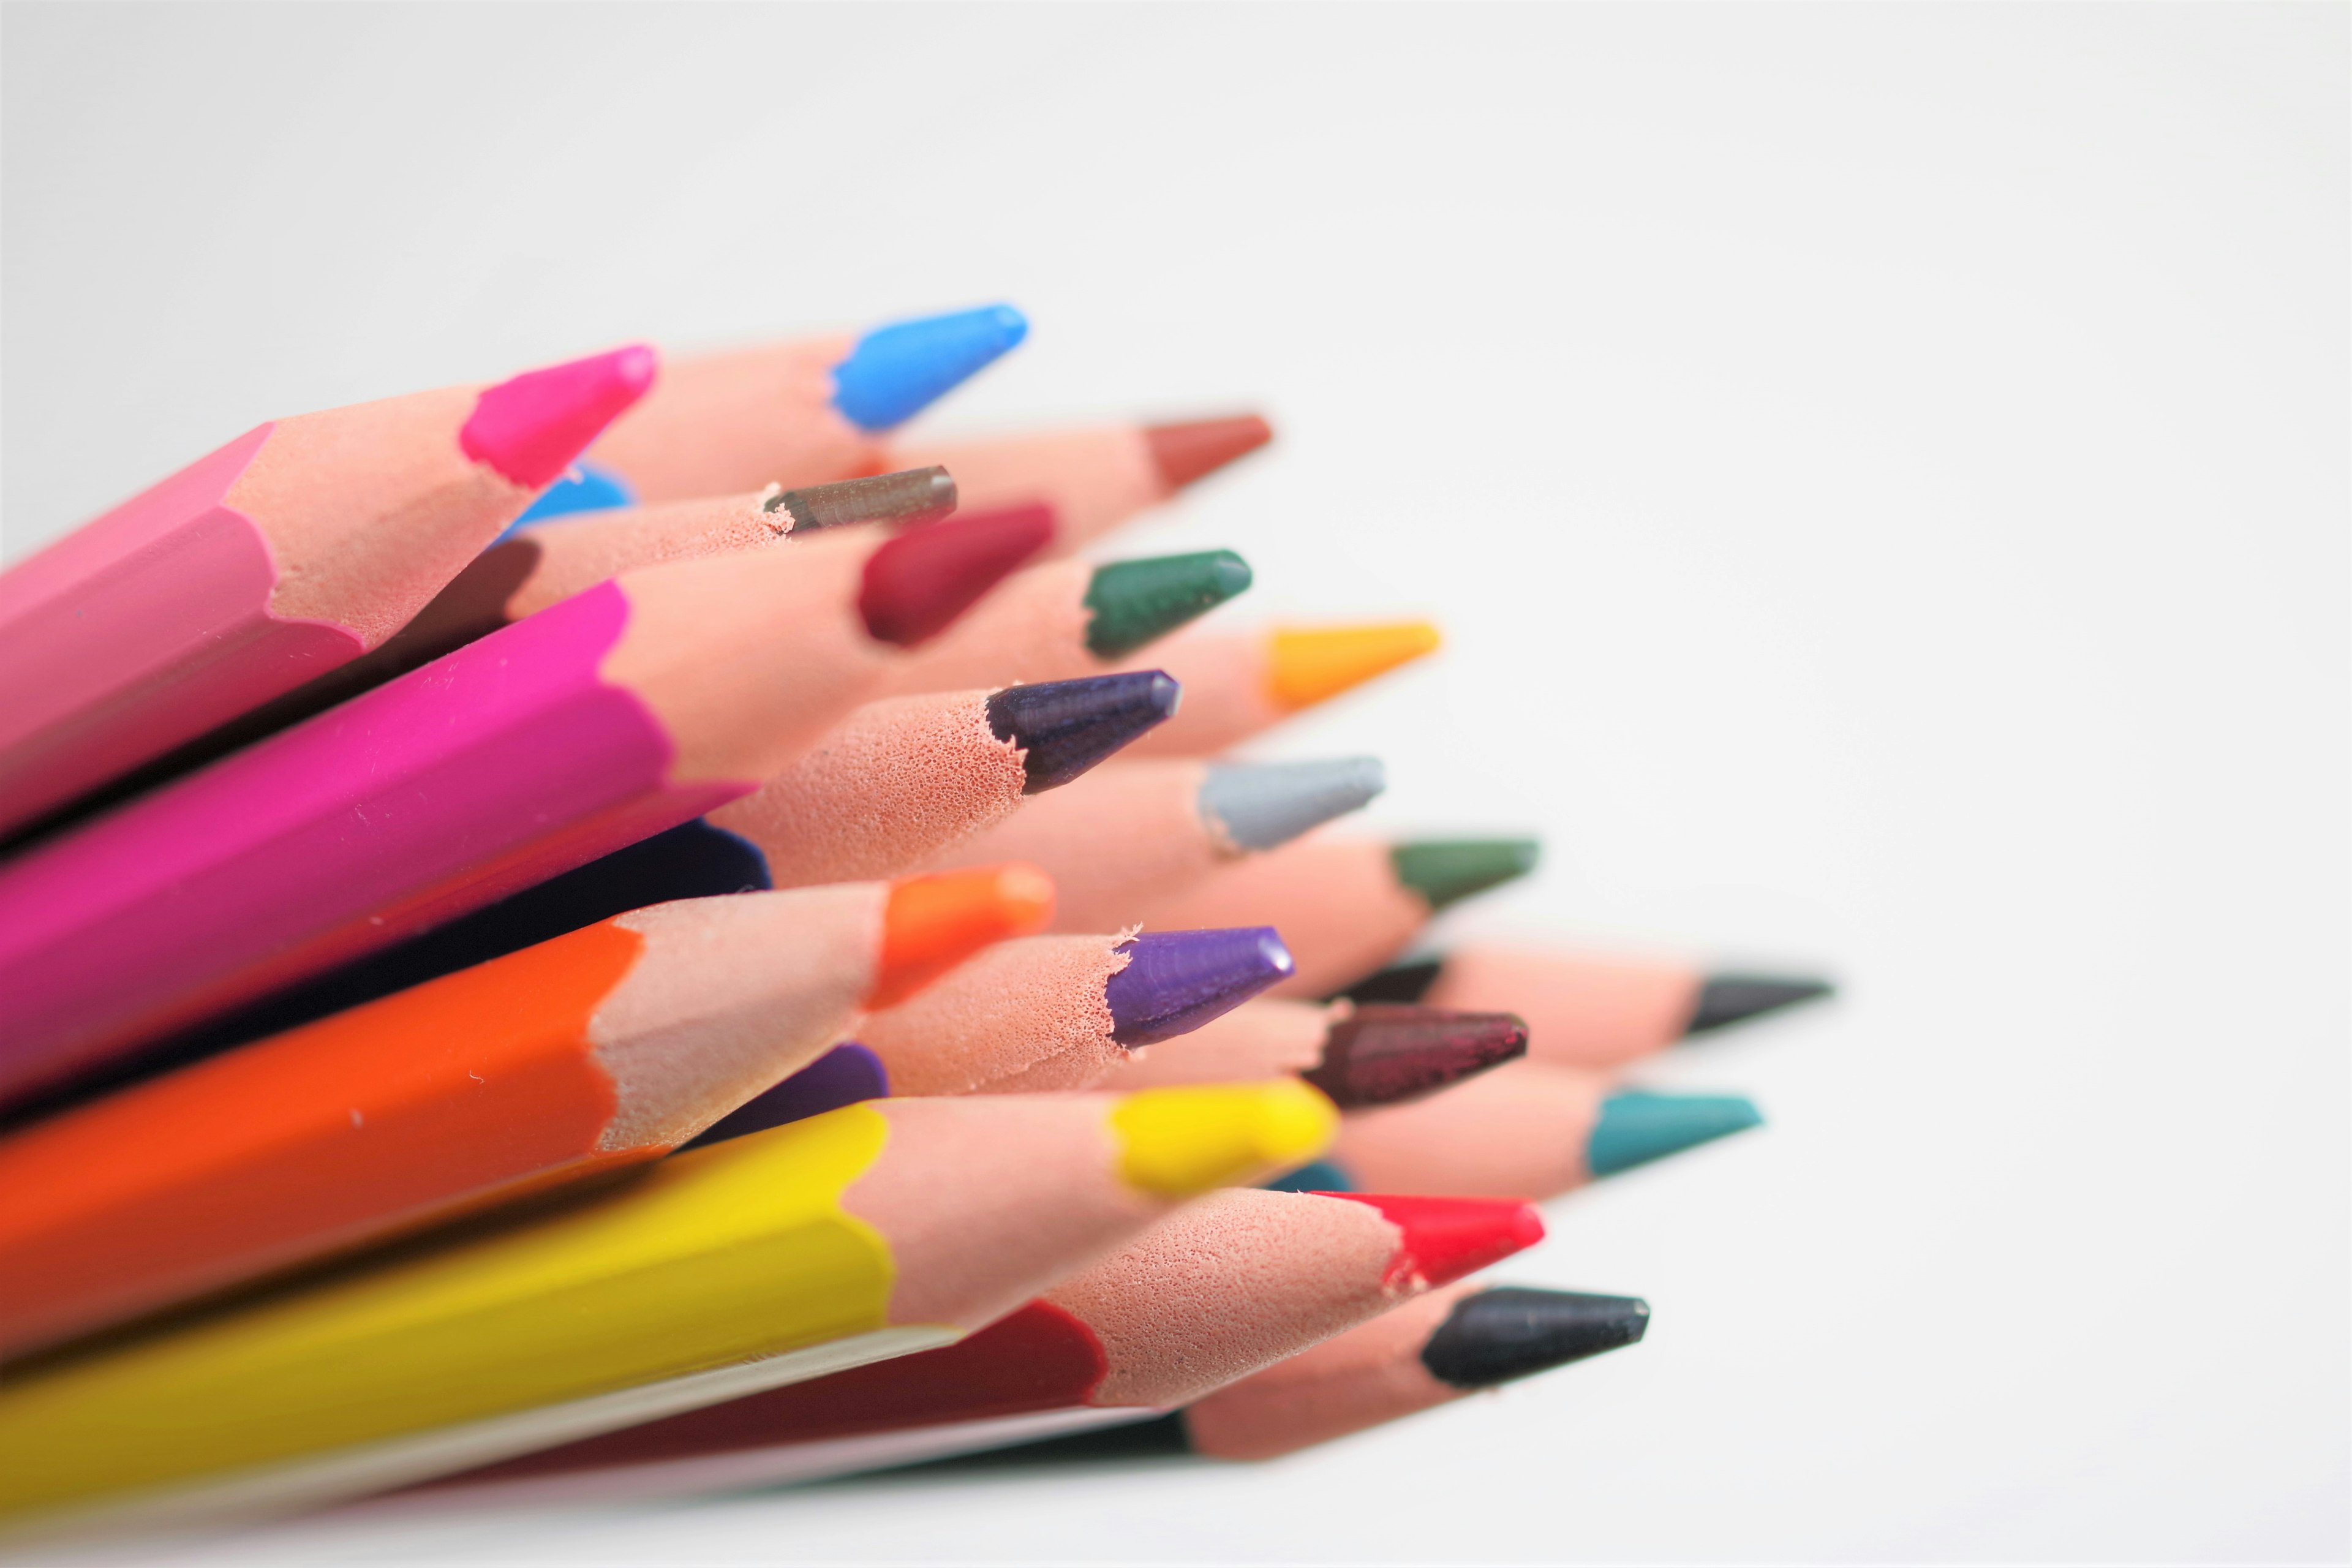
1104,927 -> 1294,1046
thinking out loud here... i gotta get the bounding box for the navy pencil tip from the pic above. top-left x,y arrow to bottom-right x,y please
987,671 -> 1181,793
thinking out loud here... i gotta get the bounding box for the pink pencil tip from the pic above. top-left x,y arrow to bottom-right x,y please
462,344 -> 659,489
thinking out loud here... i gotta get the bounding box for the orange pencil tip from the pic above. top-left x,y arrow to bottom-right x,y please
868,863 -> 1056,1009
1266,622 -> 1443,712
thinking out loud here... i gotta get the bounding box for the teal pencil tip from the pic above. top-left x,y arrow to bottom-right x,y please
1262,1158 -> 1356,1193
1585,1091 -> 1763,1178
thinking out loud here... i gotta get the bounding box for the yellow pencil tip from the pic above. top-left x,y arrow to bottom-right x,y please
1109,1081 -> 1340,1197
1267,622 -> 1443,712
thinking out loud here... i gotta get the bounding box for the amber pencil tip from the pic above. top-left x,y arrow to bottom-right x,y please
1267,622 -> 1442,712
1144,414 -> 1275,491
869,863 -> 1055,1009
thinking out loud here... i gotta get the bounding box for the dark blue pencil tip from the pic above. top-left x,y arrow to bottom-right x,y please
1585,1090 -> 1763,1178
510,462 -> 638,530
987,671 -> 1181,794
832,304 -> 1029,431
681,1043 -> 891,1149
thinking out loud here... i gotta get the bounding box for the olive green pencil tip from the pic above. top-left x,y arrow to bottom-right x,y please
1389,839 -> 1541,912
1083,550 -> 1253,659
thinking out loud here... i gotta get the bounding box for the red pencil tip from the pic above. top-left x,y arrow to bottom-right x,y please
1144,415 -> 1274,492
858,502 -> 1055,647
462,344 -> 660,490
1330,1194 -> 1547,1290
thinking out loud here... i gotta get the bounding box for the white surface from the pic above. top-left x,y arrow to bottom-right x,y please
4,4 -> 2345,1563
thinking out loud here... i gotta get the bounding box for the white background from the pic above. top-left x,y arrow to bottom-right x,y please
5,5 -> 2346,1564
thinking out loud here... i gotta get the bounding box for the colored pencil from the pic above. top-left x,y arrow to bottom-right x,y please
928,756 -> 1387,932
405,1186 -> 1541,1506
0,347 -> 657,837
859,927 -> 1296,1095
1098,999 -> 1530,1109
0,865 -> 1052,1357
682,1041 -> 892,1149
1114,620 -> 1442,758
0,511 -> 1052,1108
1287,1060 -> 1763,1199
525,306 -> 1027,514
1337,947 -> 1838,1068
0,1082 -> 1338,1532
1143,834 -> 1542,998
881,415 -> 1273,554
868,546 -> 1254,698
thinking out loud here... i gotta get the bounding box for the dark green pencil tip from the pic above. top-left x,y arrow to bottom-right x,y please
1083,551 -> 1253,659
1389,840 -> 1540,913
1686,973 -> 1836,1036
1586,1090 -> 1763,1177
1420,1287 -> 1651,1389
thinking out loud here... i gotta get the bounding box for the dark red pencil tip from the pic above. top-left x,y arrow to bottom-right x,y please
462,344 -> 659,490
1144,415 -> 1274,491
858,503 -> 1054,647
1302,1005 -> 1529,1109
1330,1194 -> 1547,1290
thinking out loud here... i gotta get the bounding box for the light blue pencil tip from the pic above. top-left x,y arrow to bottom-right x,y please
507,463 -> 638,532
1586,1091 -> 1763,1178
832,304 -> 1029,431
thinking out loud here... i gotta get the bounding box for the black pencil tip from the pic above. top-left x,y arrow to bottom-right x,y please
987,671 -> 1181,793
1686,973 -> 1836,1036
1327,956 -> 1445,1006
1419,1287 -> 1651,1389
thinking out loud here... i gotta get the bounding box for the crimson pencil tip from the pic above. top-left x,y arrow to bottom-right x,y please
1106,927 -> 1295,1046
1144,415 -> 1275,491
1330,1194 -> 1547,1289
1302,1005 -> 1528,1108
987,671 -> 1181,794
1420,1287 -> 1651,1388
858,505 -> 1054,647
463,344 -> 658,489
1686,973 -> 1836,1036
767,467 -> 958,533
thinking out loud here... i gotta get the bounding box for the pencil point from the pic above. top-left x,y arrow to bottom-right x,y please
1686,973 -> 1836,1036
1420,1287 -> 1651,1389
462,344 -> 658,489
1144,414 -> 1275,491
1329,957 -> 1444,1006
1303,1005 -> 1528,1108
1200,758 -> 1386,851
1389,839 -> 1540,913
870,863 -> 1057,1008
513,462 -> 638,524
832,304 -> 1029,431
988,671 -> 1182,794
1264,1158 -> 1356,1193
1084,551 -> 1253,659
1109,1080 -> 1339,1197
1267,622 -> 1442,712
1586,1091 -> 1763,1177
767,467 -> 958,533
859,504 -> 1054,647
683,1043 -> 891,1148
1106,927 -> 1295,1045
1330,1194 -> 1547,1288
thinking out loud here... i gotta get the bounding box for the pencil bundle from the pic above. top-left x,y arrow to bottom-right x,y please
0,302 -> 1836,1539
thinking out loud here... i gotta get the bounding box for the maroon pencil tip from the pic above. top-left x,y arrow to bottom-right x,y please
462,343 -> 660,490
858,503 -> 1054,647
1302,1006 -> 1529,1109
1144,415 -> 1274,491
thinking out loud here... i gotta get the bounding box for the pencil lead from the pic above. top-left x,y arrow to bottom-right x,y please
462,344 -> 659,489
1686,973 -> 1836,1036
1267,622 -> 1442,712
1330,1194 -> 1547,1287
1084,551 -> 1254,658
1264,1158 -> 1355,1193
1106,927 -> 1295,1045
988,672 -> 1182,794
1200,758 -> 1387,851
682,1042 -> 890,1149
766,466 -> 959,533
1329,957 -> 1445,1006
1303,1005 -> 1528,1108
859,505 -> 1055,647
869,864 -> 1057,1008
1144,414 -> 1275,491
512,462 -> 638,525
1420,1287 -> 1651,1389
1390,839 -> 1541,912
1110,1080 -> 1339,1196
831,304 -> 1030,431
1586,1090 -> 1763,1177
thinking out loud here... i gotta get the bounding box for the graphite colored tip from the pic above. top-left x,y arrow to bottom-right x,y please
1106,927 -> 1295,1046
511,462 -> 638,525
859,505 -> 1055,647
1329,957 -> 1444,1006
988,672 -> 1182,794
1331,1194 -> 1547,1289
1110,1080 -> 1339,1197
461,344 -> 660,490
1268,622 -> 1442,712
831,304 -> 1030,431
870,863 -> 1057,1009
682,1043 -> 890,1150
1686,973 -> 1836,1036
766,466 -> 958,533
1303,1005 -> 1528,1109
1390,839 -> 1541,913
1200,758 -> 1387,852
1420,1287 -> 1651,1389
1586,1090 -> 1764,1178
1144,414 -> 1275,491
1084,551 -> 1253,660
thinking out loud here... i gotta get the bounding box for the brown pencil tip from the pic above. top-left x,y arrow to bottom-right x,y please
1145,415 -> 1274,492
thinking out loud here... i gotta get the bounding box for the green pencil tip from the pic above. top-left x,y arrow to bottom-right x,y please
1083,551 -> 1253,659
1585,1091 -> 1763,1178
1389,839 -> 1540,912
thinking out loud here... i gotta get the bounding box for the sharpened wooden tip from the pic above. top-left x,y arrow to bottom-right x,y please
1109,1081 -> 1339,1197
869,864 -> 1056,1009
1267,622 -> 1442,712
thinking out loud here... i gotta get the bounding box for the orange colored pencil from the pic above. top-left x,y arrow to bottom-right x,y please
1114,621 -> 1442,758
